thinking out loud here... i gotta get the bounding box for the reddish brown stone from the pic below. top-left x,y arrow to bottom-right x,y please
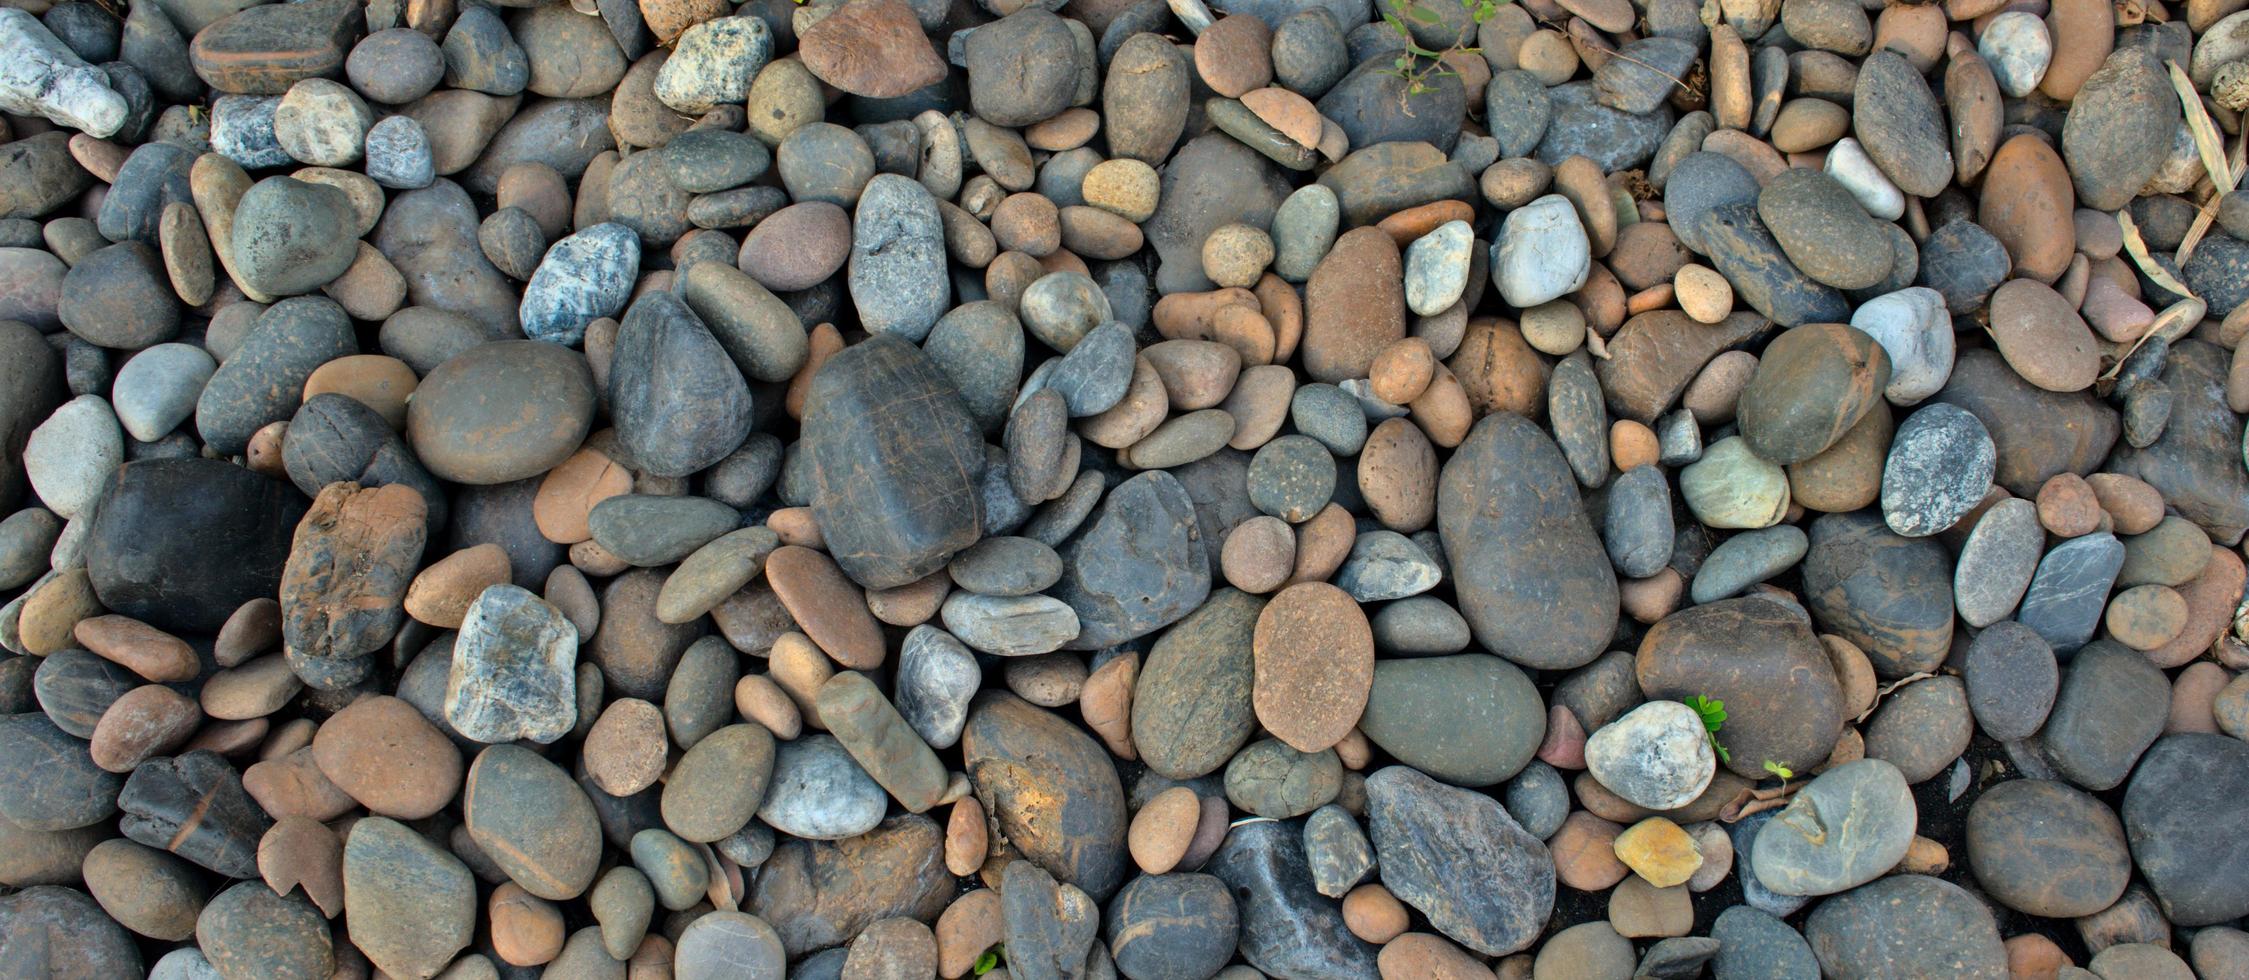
1252,582 -> 1374,754
799,0 -> 948,99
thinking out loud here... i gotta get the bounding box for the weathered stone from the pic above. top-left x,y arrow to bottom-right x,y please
1438,412 -> 1616,669
803,334 -> 985,589
1366,765 -> 1554,956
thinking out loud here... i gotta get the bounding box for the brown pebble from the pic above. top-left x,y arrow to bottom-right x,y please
1127,786 -> 1201,875
90,684 -> 203,772
946,797 -> 988,877
2036,472 -> 2103,537
404,543 -> 511,629
310,695 -> 463,820
866,572 -> 950,628
1080,652 -> 1138,759
765,546 -> 885,670
1370,337 -> 1436,404
1343,883 -> 1410,944
1222,515 -> 1298,594
582,698 -> 668,797
734,674 -> 804,740
532,447 -> 633,545
73,615 -> 201,683
490,882 -> 566,967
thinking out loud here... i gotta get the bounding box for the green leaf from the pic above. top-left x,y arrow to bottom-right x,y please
1409,4 -> 1441,23
1381,10 -> 1409,33
974,948 -> 1001,976
1713,740 -> 1731,764
1394,53 -> 1413,70
1763,759 -> 1794,780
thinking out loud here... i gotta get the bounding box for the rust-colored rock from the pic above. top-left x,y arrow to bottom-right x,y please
1252,582 -> 1374,754
799,0 -> 948,99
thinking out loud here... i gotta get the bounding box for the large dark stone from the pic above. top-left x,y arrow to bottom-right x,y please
1637,597 -> 1844,779
86,458 -> 309,634
2122,733 -> 2249,926
1438,412 -> 1616,670
802,333 -> 985,590
608,291 -> 754,479
1365,765 -> 1553,956
1144,133 -> 1290,294
2110,339 -> 2249,544
1931,349 -> 2118,497
118,750 -> 269,879
1206,818 -> 1378,979
961,693 -> 1130,900
1050,471 -> 1210,650
1535,81 -> 1671,172
0,713 -> 120,831
1801,511 -> 1954,677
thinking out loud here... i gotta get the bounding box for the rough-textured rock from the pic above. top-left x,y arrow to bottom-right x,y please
1366,765 -> 1553,956
961,693 -> 1129,899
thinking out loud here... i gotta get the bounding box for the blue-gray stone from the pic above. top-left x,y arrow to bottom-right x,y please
847,173 -> 949,342
1880,403 -> 1995,538
1729,809 -> 1808,918
1484,70 -> 1549,158
1502,760 -> 1569,839
2122,733 -> 2249,926
520,223 -> 639,346
209,94 -> 288,168
1535,81 -> 1672,172
1690,525 -> 1809,603
1711,907 -> 1819,980
1206,819 -> 1378,980
1917,218 -> 2012,314
1332,529 -> 1441,601
363,115 -> 433,189
2016,532 -> 2124,655
1603,464 -> 1674,579
893,625 -> 979,749
1290,382 -> 1368,456
1049,470 -> 1209,649
1045,321 -> 1136,417
1303,804 -> 1374,898
2041,640 -> 2167,792
1962,620 -> 2057,742
1366,765 -> 1552,956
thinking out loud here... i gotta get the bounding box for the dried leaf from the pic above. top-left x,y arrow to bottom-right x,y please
2165,60 -> 2233,190
2118,210 -> 2195,300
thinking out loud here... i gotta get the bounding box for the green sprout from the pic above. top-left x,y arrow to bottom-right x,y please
974,945 -> 1005,976
1683,695 -> 1729,764
1763,759 -> 1794,784
1377,0 -> 1507,102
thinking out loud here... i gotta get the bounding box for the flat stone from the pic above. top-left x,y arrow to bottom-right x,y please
463,744 -> 602,900
120,750 -> 268,878
1366,765 -> 1553,956
1132,588 -> 1262,779
1438,413 -> 1616,670
342,817 -> 475,980
1803,875 -> 2005,977
1359,653 -> 1542,787
2018,532 -> 2125,654
1049,470 -> 1210,650
1963,620 -> 2059,741
803,334 -> 985,589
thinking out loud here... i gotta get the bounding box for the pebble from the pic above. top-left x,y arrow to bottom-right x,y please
1584,701 -> 1716,811
1493,194 -> 1591,309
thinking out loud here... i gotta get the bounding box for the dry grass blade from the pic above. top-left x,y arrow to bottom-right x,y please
2166,60 -> 2234,190
2179,200 -> 2218,267
2118,210 -> 2196,300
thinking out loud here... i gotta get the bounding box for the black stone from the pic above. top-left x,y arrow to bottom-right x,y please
0,713 -> 121,831
608,291 -> 755,479
2041,641 -> 2167,792
86,458 -> 310,635
1105,872 -> 1240,979
1801,511 -> 1954,676
802,333 -> 986,590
